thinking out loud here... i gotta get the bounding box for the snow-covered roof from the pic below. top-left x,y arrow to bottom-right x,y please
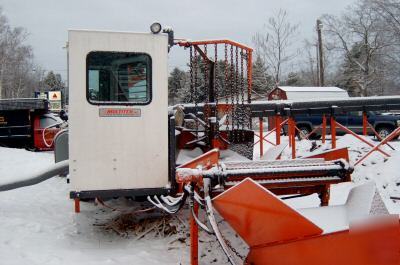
274,86 -> 349,100
278,86 -> 346,92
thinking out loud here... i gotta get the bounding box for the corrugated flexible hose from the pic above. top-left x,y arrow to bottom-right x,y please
0,160 -> 69,192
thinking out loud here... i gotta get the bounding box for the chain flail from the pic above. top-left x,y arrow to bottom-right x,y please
230,44 -> 235,140
235,46 -> 240,142
245,50 -> 252,130
189,46 -> 194,103
203,44 -> 210,145
240,48 -> 246,141
214,43 -> 219,136
193,46 -> 199,136
224,44 -> 230,134
186,41 -> 252,148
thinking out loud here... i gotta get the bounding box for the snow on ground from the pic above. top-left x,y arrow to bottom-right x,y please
0,148 -> 191,265
1,132 -> 400,264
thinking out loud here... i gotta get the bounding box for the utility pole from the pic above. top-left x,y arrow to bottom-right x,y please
316,19 -> 324,86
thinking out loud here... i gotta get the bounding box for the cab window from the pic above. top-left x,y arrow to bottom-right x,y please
87,51 -> 152,105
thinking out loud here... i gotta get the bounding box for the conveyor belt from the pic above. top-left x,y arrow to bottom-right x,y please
225,176 -> 342,186
200,159 -> 352,181
175,157 -> 353,205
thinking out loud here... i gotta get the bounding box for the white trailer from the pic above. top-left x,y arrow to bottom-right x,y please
68,29 -> 171,199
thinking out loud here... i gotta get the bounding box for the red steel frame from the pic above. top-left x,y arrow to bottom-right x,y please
328,112 -> 397,166
334,121 -> 390,157
288,117 -> 296,159
178,39 -> 253,98
175,149 -> 220,265
322,114 -> 327,143
74,198 -> 80,213
362,111 -> 368,136
255,117 -> 288,158
257,111 -> 396,164
355,127 -> 400,166
190,192 -> 199,265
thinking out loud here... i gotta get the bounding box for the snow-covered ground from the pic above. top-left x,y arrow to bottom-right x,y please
0,133 -> 400,264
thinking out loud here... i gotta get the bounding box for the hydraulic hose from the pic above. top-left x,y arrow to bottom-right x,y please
0,160 -> 69,192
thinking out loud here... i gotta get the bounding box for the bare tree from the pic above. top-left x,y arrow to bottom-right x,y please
368,0 -> 400,39
253,9 -> 299,85
0,7 -> 40,98
322,1 -> 393,96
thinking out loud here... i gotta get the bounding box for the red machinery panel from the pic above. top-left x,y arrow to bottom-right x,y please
213,178 -> 323,247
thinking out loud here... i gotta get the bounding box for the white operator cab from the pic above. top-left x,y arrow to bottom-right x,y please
68,29 -> 173,200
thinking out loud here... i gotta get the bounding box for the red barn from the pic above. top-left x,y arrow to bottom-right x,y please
267,86 -> 349,130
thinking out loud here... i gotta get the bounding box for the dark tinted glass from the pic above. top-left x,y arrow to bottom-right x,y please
87,52 -> 151,104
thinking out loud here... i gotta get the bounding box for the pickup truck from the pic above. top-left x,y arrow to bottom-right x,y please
289,111 -> 400,140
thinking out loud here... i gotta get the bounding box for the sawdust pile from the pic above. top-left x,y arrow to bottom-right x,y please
96,211 -> 187,239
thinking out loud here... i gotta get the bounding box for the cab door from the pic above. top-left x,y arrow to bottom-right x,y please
68,30 -> 169,193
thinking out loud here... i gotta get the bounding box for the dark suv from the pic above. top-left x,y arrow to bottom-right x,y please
290,111 -> 400,140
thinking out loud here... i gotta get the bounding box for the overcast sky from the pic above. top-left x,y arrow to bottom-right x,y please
1,0 -> 355,79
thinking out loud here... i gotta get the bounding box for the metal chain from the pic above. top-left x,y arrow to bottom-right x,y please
204,44 -> 210,145
189,46 -> 194,103
224,44 -> 230,134
235,46 -> 240,123
240,48 -> 246,141
194,46 -> 199,136
230,45 -> 235,140
234,46 -> 239,142
214,43 -> 219,135
220,231 -> 245,262
245,50 -> 252,130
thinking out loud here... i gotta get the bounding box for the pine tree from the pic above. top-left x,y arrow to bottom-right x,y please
285,72 -> 304,86
43,71 -> 64,91
252,55 -> 272,97
168,67 -> 187,105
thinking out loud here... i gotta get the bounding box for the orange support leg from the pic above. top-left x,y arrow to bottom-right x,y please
322,115 -> 326,144
288,119 -> 292,148
330,116 -> 336,149
259,117 -> 264,158
335,122 -> 390,157
355,127 -> 400,166
362,111 -> 368,136
190,200 -> 199,265
289,117 -> 296,159
74,198 -> 80,213
275,115 -> 281,145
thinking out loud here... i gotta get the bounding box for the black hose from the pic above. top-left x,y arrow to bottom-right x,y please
0,160 -> 69,192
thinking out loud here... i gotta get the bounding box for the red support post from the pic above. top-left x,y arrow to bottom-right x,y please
289,117 -> 296,159
74,198 -> 80,213
288,119 -> 292,148
330,116 -> 336,149
190,199 -> 199,265
362,111 -> 368,136
275,115 -> 281,145
367,121 -> 395,150
335,121 -> 390,157
322,115 -> 326,144
259,117 -> 264,158
355,127 -> 400,166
